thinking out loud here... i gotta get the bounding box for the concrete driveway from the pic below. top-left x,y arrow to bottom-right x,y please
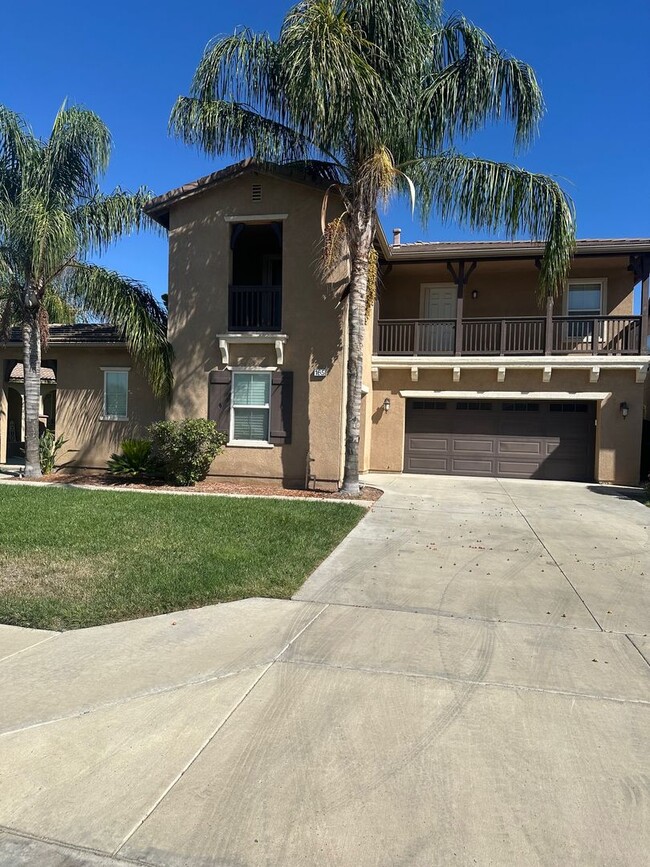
0,475 -> 648,866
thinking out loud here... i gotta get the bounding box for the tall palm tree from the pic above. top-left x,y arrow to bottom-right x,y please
171,0 -> 575,495
0,104 -> 173,478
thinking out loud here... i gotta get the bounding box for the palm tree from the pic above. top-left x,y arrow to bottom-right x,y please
0,104 -> 173,478
171,0 -> 575,495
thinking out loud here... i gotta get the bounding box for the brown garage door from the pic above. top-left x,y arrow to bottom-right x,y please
404,399 -> 595,481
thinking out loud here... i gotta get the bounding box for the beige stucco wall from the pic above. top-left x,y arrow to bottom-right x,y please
368,367 -> 644,486
380,256 -> 635,319
166,171 -> 346,486
0,347 -> 164,469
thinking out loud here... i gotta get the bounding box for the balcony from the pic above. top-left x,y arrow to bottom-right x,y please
376,316 -> 644,356
228,285 -> 282,332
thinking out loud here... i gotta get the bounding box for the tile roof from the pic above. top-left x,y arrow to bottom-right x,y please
8,363 -> 56,382
4,324 -> 125,345
389,238 -> 650,259
145,158 -> 341,228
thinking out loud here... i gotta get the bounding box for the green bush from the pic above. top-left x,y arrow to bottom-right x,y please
107,439 -> 155,479
149,419 -> 227,486
39,430 -> 67,475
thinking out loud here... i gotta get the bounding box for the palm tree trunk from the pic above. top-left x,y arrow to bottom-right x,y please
23,315 -> 42,478
341,211 -> 374,495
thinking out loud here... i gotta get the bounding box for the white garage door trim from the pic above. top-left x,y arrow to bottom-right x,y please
400,390 -> 611,402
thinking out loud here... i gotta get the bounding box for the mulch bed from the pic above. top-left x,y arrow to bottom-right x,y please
15,471 -> 384,502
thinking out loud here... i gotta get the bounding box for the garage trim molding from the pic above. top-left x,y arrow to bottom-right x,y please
399,390 -> 611,401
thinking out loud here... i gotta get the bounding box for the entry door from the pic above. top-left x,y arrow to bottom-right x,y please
421,285 -> 456,353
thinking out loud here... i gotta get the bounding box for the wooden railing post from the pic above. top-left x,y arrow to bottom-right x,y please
591,318 -> 599,354
642,270 -> 650,353
544,295 -> 554,355
372,295 -> 380,354
414,321 -> 420,356
499,320 -> 507,355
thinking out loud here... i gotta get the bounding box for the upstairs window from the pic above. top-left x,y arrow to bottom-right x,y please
103,369 -> 129,420
566,281 -> 604,341
230,222 -> 283,331
567,282 -> 603,318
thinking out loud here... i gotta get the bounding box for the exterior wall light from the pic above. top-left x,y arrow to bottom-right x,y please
620,401 -> 629,419
471,289 -> 479,300
383,398 -> 391,413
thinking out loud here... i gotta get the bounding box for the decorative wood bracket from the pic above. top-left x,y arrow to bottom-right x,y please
636,366 -> 648,384
542,367 -> 552,383
218,339 -> 229,365
497,367 -> 506,383
411,366 -> 419,382
589,366 -> 600,384
452,366 -> 461,383
371,366 -> 379,382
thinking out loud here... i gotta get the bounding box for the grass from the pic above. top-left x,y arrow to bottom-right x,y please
0,486 -> 364,631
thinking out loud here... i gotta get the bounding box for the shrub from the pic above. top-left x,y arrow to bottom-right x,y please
644,475 -> 650,506
149,419 -> 227,486
107,439 -> 155,479
39,430 -> 67,475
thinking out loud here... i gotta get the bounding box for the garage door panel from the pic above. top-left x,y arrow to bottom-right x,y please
405,400 -> 594,481
498,440 -> 543,457
406,457 -> 451,473
408,435 -> 450,452
451,458 -> 495,475
452,438 -> 495,454
496,460 -> 542,477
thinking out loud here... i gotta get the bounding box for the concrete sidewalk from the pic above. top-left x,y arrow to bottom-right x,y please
0,475 -> 648,865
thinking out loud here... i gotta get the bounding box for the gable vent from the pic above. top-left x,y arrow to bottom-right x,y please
251,183 -> 262,202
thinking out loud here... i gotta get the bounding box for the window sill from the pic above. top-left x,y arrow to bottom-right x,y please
100,417 -> 129,422
227,441 -> 274,449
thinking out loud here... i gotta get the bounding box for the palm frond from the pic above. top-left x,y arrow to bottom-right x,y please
191,28 -> 280,111
170,97 -> 313,162
424,16 -> 544,148
407,153 -> 576,294
279,0 -> 384,151
64,262 -> 173,397
73,187 -> 157,255
47,103 -> 112,200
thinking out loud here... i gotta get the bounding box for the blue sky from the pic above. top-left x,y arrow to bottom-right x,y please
2,0 -> 649,303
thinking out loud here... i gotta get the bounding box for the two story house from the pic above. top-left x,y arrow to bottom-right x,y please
1,159 -> 648,488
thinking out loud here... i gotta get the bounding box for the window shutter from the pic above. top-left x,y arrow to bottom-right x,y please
269,370 -> 293,445
208,370 -> 232,435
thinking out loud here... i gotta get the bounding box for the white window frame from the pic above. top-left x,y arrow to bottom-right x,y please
229,369 -> 274,448
564,279 -> 607,316
101,367 -> 130,421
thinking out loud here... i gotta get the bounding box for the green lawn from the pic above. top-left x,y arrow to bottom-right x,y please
0,486 -> 364,630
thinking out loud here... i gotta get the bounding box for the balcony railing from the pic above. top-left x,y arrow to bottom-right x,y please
376,316 -> 643,356
229,285 -> 282,332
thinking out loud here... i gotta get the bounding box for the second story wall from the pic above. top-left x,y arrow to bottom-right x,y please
165,171 -> 347,485
379,255 -> 635,320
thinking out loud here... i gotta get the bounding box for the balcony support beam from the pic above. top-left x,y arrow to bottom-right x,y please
544,294 -> 554,356
447,260 -> 477,356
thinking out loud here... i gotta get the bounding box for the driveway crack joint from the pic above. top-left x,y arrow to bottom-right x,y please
495,479 -> 604,632
111,602 -> 329,858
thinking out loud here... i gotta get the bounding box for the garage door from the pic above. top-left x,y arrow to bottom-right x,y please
404,399 -> 596,481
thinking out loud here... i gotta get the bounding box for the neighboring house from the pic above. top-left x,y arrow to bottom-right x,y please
1,159 -> 649,487
0,325 -> 163,467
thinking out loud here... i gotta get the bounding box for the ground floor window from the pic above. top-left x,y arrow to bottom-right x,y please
102,369 -> 129,420
231,371 -> 271,443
